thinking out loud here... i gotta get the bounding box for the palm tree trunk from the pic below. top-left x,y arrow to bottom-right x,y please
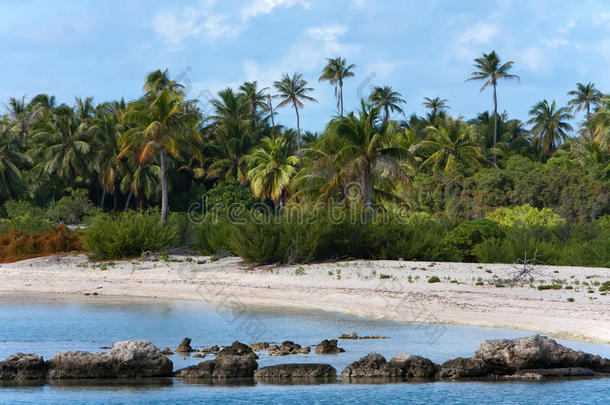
267,95 -> 275,127
100,189 -> 106,207
363,168 -> 372,208
493,83 -> 498,165
160,149 -> 169,222
113,193 -> 117,210
340,81 -> 344,117
294,101 -> 301,148
384,106 -> 389,124
124,190 -> 133,212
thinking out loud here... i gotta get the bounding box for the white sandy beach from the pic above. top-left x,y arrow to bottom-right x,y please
0,255 -> 608,344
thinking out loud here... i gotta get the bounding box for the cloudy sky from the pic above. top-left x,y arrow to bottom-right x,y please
1,0 -> 609,131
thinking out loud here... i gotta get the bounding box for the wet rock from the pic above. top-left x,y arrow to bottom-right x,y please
0,353 -> 48,380
475,335 -> 610,374
48,340 -> 173,379
339,333 -> 359,340
389,354 -> 439,378
175,356 -> 258,378
341,352 -> 402,379
201,345 -> 220,354
268,341 -> 311,356
338,333 -> 388,340
507,367 -> 595,380
438,357 -> 488,379
249,342 -> 273,351
314,339 -> 345,355
193,353 -> 206,359
216,341 -> 258,359
255,364 -> 336,379
175,338 -> 195,353
160,348 -> 174,356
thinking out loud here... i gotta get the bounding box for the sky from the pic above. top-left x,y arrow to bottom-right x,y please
1,0 -> 610,132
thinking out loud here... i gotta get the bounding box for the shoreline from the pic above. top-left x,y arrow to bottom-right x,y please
0,255 -> 608,344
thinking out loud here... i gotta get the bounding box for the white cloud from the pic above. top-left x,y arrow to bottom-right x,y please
519,46 -> 546,71
305,24 -> 348,41
364,59 -> 410,79
240,0 -> 311,21
453,22 -> 499,60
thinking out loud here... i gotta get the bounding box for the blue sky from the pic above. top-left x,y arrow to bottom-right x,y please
1,0 -> 609,132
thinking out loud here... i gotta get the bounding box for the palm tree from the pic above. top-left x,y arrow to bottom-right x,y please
211,88 -> 247,124
246,135 -> 299,206
319,57 -> 356,117
120,161 -> 161,211
467,51 -> 519,163
0,121 -> 31,199
325,100 -> 411,206
418,118 -> 485,176
273,72 -> 317,147
527,100 -> 573,155
143,69 -> 184,96
422,97 -> 449,116
239,81 -> 269,126
368,86 -> 405,123
91,105 -> 122,207
590,97 -> 610,149
120,86 -> 202,222
567,82 -> 603,141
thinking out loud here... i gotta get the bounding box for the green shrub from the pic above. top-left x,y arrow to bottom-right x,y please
83,210 -> 176,259
487,205 -> 566,229
0,200 -> 53,234
443,219 -> 505,261
428,276 -> 440,283
46,189 -> 93,224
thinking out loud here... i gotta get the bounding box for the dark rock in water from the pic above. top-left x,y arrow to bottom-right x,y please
475,335 -> 610,374
314,339 -> 345,355
0,353 -> 49,380
201,345 -> 220,354
175,338 -> 195,353
507,367 -> 595,380
341,352 -> 402,379
99,346 -> 112,350
338,333 -> 388,340
339,333 -> 359,340
255,363 -> 336,379
439,357 -> 488,379
249,342 -> 273,351
216,342 -> 259,359
175,356 -> 258,378
47,340 -> 173,379
193,353 -> 206,359
268,341 -> 311,356
389,354 -> 439,378
160,348 -> 174,356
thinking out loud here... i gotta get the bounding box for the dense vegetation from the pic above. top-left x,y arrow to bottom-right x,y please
1,51 -> 609,265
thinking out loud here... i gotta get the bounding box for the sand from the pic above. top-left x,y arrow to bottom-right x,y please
0,255 -> 608,344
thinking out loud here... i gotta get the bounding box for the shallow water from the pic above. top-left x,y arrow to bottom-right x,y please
0,294 -> 609,404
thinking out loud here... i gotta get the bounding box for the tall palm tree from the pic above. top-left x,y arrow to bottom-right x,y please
120,161 -> 161,211
143,69 -> 184,96
91,105 -> 122,207
368,86 -> 405,123
0,121 -> 31,199
422,97 -> 449,116
527,100 -> 573,155
418,118 -> 485,177
467,51 -> 519,163
246,135 -> 299,206
325,100 -> 411,206
273,72 -> 317,148
239,81 -> 269,126
120,87 -> 202,222
211,88 -> 247,124
319,57 -> 356,117
567,82 -> 603,142
590,97 -> 610,149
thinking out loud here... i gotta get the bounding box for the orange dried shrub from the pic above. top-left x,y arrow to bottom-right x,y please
0,226 -> 83,263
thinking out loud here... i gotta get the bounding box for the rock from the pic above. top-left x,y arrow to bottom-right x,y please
160,348 -> 174,356
438,357 -> 488,379
338,333 -> 388,340
389,354 -> 439,378
475,335 -> 610,374
175,356 -> 258,378
339,333 -> 359,340
48,340 -> 173,379
508,367 -> 595,380
0,353 -> 48,380
201,345 -> 220,354
249,342 -> 273,351
314,339 -> 345,354
268,341 -> 310,356
255,364 -> 336,379
216,341 -> 258,359
193,353 -> 206,359
175,338 -> 195,353
341,352 -> 402,379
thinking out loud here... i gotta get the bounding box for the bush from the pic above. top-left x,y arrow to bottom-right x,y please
443,219 -> 505,261
0,200 -> 53,234
0,226 -> 82,263
487,204 -> 566,229
45,189 -> 93,225
428,276 -> 440,283
83,210 -> 176,259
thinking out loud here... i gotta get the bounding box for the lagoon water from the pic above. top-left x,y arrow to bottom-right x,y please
1,294 -> 609,404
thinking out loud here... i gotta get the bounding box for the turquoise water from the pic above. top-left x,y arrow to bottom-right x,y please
0,294 -> 609,404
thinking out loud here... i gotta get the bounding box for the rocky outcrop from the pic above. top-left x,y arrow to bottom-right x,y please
47,340 -> 173,379
0,353 -> 48,380
438,357 -> 488,379
389,354 -> 439,378
507,367 -> 595,380
175,338 -> 195,353
216,341 -> 258,359
268,341 -> 311,356
175,356 -> 258,379
475,335 -> 610,374
201,345 -> 220,354
255,364 -> 336,379
341,352 -> 402,379
160,348 -> 174,356
339,333 -> 388,340
249,342 -> 273,351
314,339 -> 345,354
